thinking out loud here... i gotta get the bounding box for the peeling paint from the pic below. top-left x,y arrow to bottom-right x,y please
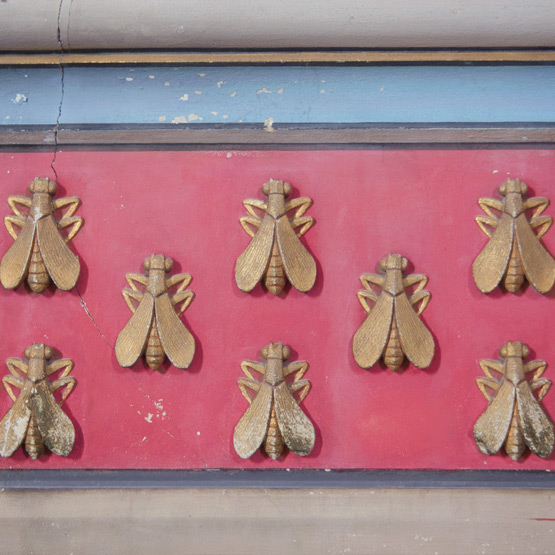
158,115 -> 167,122
172,116 -> 187,123
188,113 -> 203,122
257,88 -> 272,94
125,77 -> 133,82
216,81 -> 225,88
264,117 -> 275,132
164,82 -> 170,86
148,75 -> 155,79
179,94 -> 189,101
277,88 -> 284,94
222,114 -> 229,119
194,91 -> 202,95
230,91 -> 237,97
211,111 -> 218,115
12,93 -> 28,103
145,413 -> 153,423
198,73 -> 206,77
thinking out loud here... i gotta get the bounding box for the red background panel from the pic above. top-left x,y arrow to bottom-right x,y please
0,149 -> 554,470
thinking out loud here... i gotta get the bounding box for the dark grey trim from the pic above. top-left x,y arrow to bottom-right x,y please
1,469 -> 554,490
1,123 -> 555,147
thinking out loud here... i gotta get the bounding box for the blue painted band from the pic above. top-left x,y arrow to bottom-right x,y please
2,65 -> 555,126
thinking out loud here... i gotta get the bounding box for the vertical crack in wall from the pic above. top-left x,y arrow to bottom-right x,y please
51,0 -> 68,181
77,288 -> 114,350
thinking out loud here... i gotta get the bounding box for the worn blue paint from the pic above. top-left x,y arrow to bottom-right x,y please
1,65 -> 554,125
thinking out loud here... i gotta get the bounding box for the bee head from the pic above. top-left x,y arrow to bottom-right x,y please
262,180 -> 291,198
499,178 -> 526,197
378,253 -> 407,272
24,343 -> 53,360
144,254 -> 172,273
499,341 -> 528,359
261,342 -> 290,360
29,177 -> 57,196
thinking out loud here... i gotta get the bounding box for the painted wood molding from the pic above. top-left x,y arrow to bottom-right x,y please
1,0 -> 555,51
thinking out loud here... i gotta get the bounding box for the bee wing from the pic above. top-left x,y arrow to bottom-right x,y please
0,383 -> 32,457
0,218 -> 34,289
235,214 -> 275,292
31,381 -> 75,456
233,382 -> 273,459
352,292 -> 394,369
155,293 -> 195,369
115,293 -> 154,367
36,215 -> 80,290
276,215 -> 316,292
472,213 -> 514,293
274,381 -> 315,456
473,380 -> 515,455
515,213 -> 555,293
394,292 -> 435,369
516,381 -> 555,458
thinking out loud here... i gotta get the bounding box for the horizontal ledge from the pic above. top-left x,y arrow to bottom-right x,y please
1,469 -> 555,490
1,50 -> 555,66
1,125 -> 554,146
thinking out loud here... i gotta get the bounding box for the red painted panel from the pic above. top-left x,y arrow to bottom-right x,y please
0,149 -> 554,470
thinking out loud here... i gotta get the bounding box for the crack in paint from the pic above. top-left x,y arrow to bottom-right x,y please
76,288 -> 114,350
51,0 -> 67,181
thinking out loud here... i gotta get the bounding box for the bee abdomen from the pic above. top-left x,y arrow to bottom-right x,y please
383,317 -> 404,371
504,241 -> 524,293
505,405 -> 526,461
145,322 -> 164,371
27,239 -> 50,293
25,417 -> 45,460
264,406 -> 284,460
265,241 -> 285,296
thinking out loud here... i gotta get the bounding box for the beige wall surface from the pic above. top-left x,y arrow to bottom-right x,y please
0,0 -> 554,51
1,488 -> 554,554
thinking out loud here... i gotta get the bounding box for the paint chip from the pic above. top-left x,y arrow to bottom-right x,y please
197,431 -> 201,436
194,91 -> 202,95
164,82 -> 170,86
217,81 -> 225,88
277,88 -> 284,94
264,117 -> 275,132
230,91 -> 237,97
222,114 -> 229,119
149,75 -> 155,79
125,77 -> 133,82
188,113 -> 203,122
179,94 -> 189,101
226,152 -> 232,158
158,116 -> 167,122
171,116 -> 187,123
145,413 -> 153,423
198,73 -> 206,77
211,111 -> 218,115
257,88 -> 272,94
12,93 -> 27,104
